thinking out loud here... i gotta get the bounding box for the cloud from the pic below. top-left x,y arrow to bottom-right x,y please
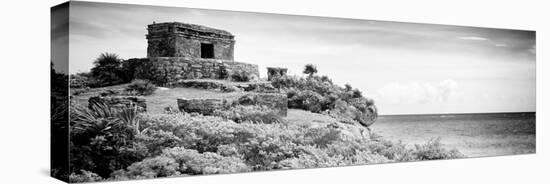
458,36 -> 489,41
494,43 -> 507,47
376,80 -> 459,104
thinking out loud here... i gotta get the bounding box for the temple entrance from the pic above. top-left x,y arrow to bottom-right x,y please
200,43 -> 214,59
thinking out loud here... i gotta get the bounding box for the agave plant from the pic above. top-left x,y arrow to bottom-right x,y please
71,102 -> 121,136
117,103 -> 149,136
71,101 -> 147,137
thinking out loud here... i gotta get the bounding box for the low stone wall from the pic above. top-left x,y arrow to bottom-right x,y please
171,79 -> 277,93
88,96 -> 147,112
177,93 -> 288,117
177,98 -> 230,115
132,57 -> 259,86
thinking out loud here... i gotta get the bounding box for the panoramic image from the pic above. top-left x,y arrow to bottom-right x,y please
51,1 -> 536,183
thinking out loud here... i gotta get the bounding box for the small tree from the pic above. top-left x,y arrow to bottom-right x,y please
352,89 -> 363,98
90,53 -> 124,87
344,84 -> 352,92
303,64 -> 318,77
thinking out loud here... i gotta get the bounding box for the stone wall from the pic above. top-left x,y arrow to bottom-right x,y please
177,98 -> 229,115
147,22 -> 235,60
177,93 -> 288,117
133,57 -> 259,86
88,96 -> 147,112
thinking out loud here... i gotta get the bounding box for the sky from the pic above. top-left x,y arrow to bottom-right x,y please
51,1 -> 536,115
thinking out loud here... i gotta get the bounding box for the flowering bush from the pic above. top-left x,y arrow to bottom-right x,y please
113,147 -> 250,179
69,103 -> 464,182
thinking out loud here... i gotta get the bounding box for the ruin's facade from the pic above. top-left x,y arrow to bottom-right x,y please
146,22 -> 235,60
134,22 -> 259,85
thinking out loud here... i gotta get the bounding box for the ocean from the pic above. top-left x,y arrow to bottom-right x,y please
370,112 -> 536,157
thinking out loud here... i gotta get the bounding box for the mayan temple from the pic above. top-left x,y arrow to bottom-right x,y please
131,22 -> 260,85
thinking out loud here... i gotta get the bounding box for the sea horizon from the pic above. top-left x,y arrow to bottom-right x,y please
379,111 -> 536,117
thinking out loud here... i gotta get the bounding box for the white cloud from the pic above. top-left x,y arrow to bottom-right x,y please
494,43 -> 507,47
458,36 -> 489,41
376,80 -> 459,104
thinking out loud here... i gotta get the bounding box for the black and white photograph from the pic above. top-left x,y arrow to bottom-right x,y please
49,1 -> 536,183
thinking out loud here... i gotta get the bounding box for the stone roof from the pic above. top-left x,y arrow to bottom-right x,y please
148,22 -> 233,36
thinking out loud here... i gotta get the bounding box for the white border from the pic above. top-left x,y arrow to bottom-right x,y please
0,0 -> 546,183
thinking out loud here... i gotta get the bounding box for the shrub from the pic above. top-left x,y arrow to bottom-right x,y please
162,147 -> 250,174
230,70 -> 251,82
70,72 -> 92,88
213,105 -> 283,124
119,156 -> 180,179
135,129 -> 182,156
71,88 -> 90,96
124,79 -> 157,96
69,106 -> 464,180
114,147 -> 250,179
411,138 -> 465,160
270,66 -> 378,127
70,102 -> 148,178
352,89 -> 363,98
303,64 -> 318,77
69,170 -> 103,183
90,53 -> 125,87
288,90 -> 326,113
219,66 -> 230,79
303,128 -> 342,148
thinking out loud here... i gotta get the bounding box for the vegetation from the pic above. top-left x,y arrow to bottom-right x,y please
70,72 -> 92,89
213,105 -> 283,124
230,70 -> 252,82
89,53 -> 126,87
271,65 -> 377,127
124,79 -> 157,96
65,58 -> 465,182
70,53 -> 141,88
67,102 -> 464,182
303,64 -> 318,77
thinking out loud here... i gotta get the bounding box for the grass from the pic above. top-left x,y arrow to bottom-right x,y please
70,83 -> 533,158
71,84 -> 247,114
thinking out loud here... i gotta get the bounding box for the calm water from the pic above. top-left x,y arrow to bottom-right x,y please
371,112 -> 536,157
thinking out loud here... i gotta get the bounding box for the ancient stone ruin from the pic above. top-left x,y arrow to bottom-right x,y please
89,21 -> 290,117
147,22 -> 235,59
177,93 -> 288,117
133,22 -> 260,85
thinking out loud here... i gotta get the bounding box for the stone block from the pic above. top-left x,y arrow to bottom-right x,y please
177,98 -> 228,115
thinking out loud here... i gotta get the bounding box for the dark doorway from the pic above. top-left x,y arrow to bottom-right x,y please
201,43 -> 214,59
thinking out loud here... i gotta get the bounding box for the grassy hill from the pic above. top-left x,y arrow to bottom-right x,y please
68,80 -> 464,182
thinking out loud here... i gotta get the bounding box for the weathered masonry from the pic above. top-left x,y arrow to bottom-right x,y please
134,22 -> 259,85
147,22 -> 235,60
